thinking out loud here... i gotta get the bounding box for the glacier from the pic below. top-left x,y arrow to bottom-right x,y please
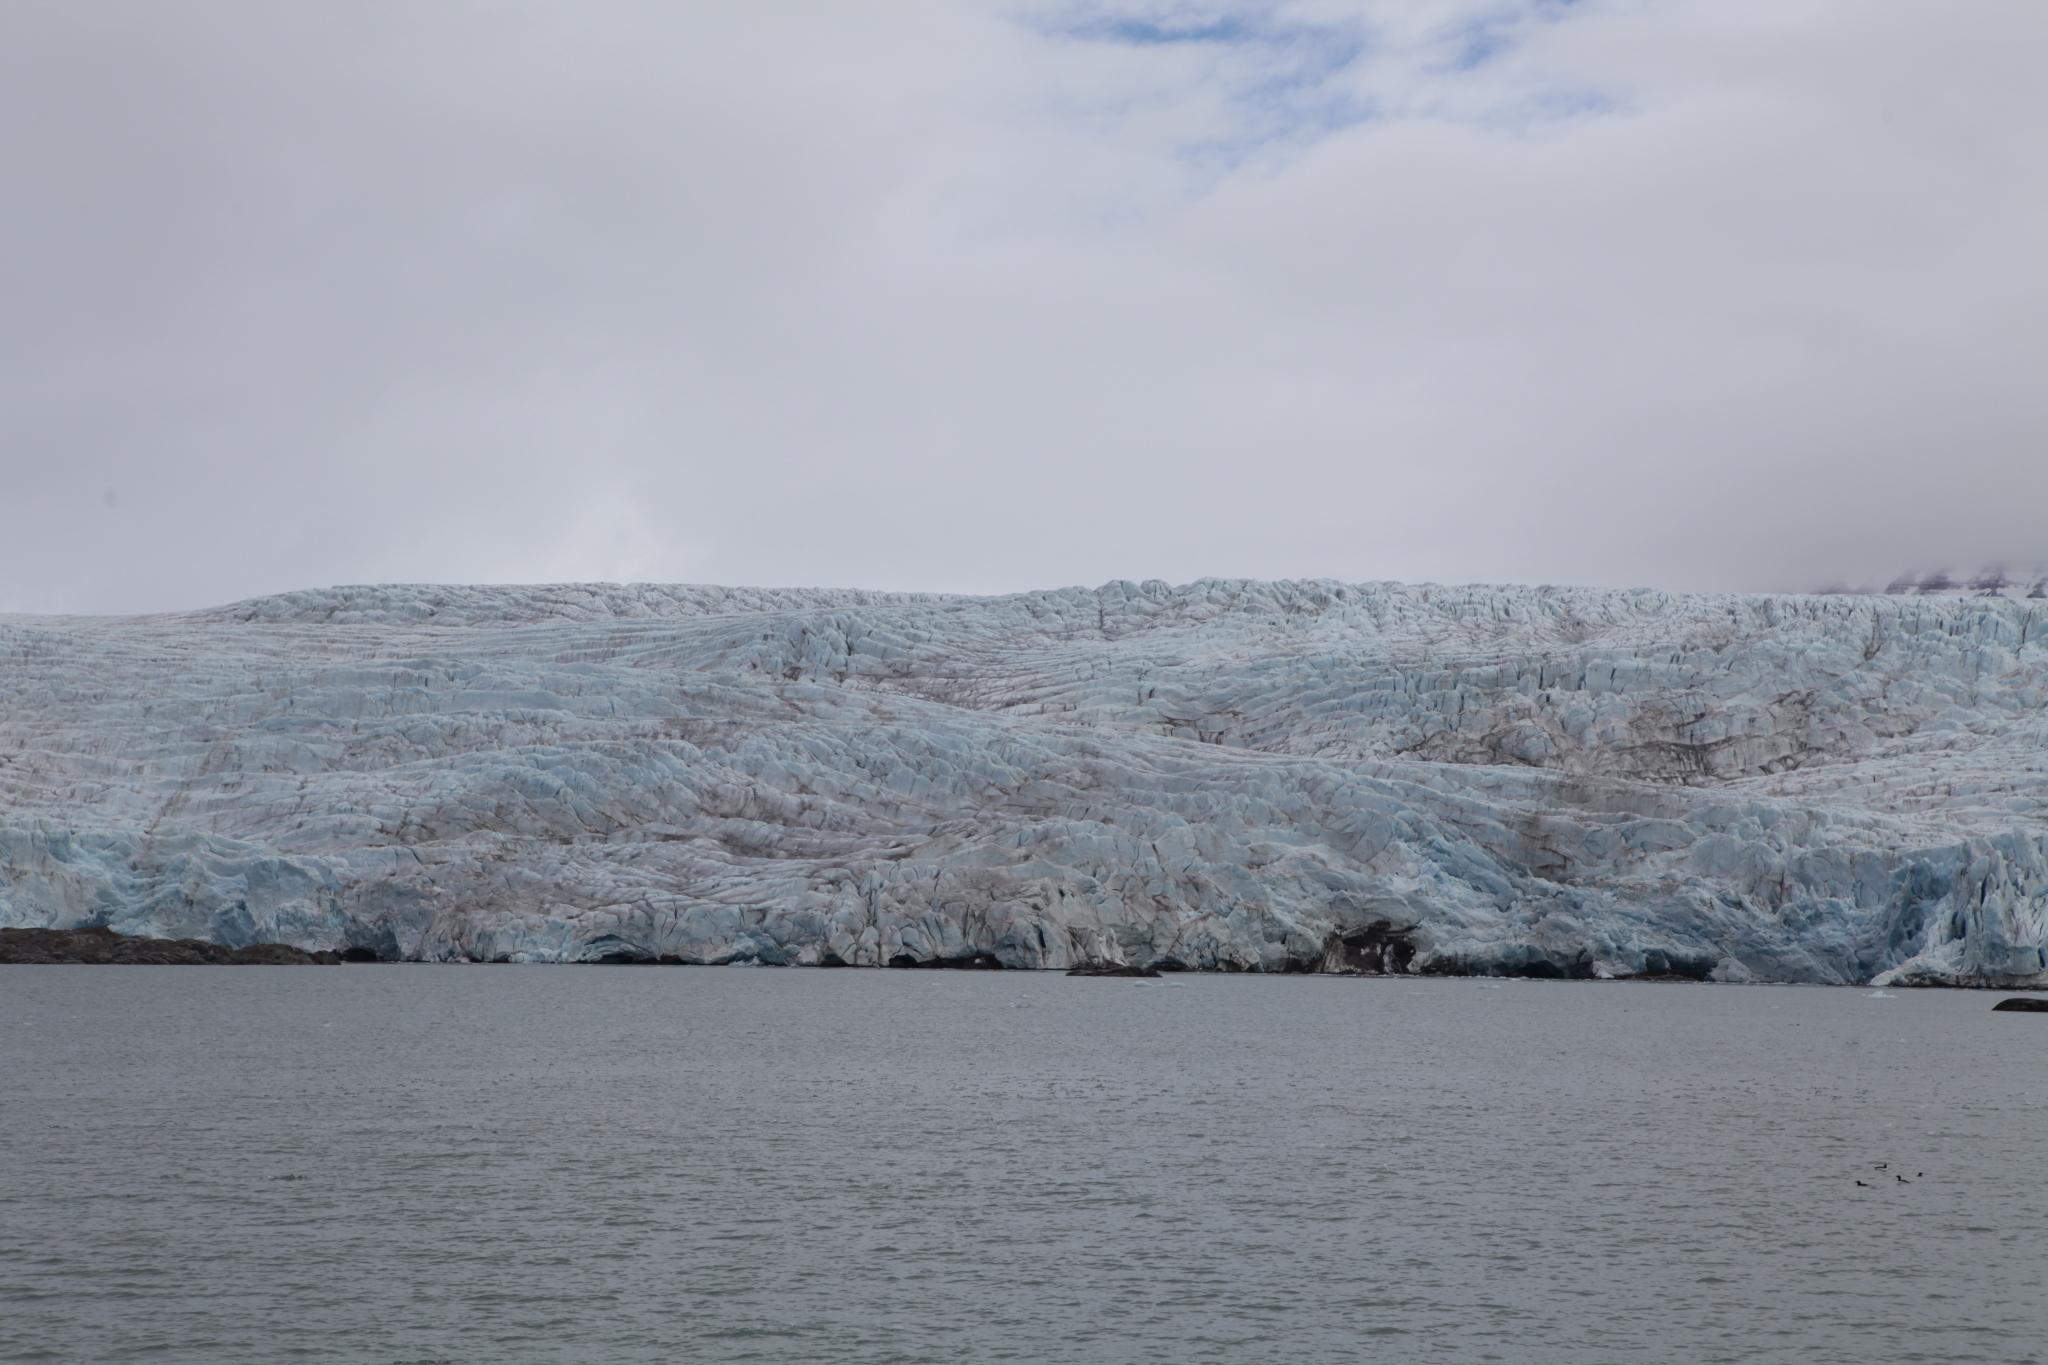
3,577 -> 2045,986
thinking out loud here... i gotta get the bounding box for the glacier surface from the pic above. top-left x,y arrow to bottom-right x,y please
3,578 -> 2045,985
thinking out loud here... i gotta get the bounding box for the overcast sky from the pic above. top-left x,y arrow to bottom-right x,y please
2,0 -> 2043,614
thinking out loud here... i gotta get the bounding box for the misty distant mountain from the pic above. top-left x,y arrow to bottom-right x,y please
1815,568 -> 2048,599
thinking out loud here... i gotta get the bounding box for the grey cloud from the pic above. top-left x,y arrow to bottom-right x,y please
1,0 -> 2042,613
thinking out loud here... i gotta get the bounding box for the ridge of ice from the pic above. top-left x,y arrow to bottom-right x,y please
4,577 -> 2045,985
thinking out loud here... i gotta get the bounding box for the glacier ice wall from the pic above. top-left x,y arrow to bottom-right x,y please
4,578 -> 2045,985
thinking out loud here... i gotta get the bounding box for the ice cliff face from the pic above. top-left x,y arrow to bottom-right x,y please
4,578 -> 2045,985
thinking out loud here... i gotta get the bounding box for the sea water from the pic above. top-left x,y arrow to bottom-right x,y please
2,968 -> 2043,1364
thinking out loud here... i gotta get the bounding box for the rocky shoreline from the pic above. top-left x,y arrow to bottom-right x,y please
0,926 -> 368,965
11,927 -> 2048,998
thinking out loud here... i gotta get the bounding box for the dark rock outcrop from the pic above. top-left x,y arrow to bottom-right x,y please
888,951 -> 1006,970
1317,921 -> 1419,974
0,925 -> 342,965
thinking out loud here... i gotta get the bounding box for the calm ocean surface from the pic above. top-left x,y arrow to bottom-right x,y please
2,967 -> 2044,1364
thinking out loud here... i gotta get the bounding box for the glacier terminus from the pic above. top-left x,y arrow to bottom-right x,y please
3,578 -> 2044,987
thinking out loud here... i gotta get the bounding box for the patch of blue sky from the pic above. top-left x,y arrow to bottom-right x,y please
1430,0 -> 1587,74
1084,15 -> 1259,45
1032,3 -> 1376,169
1024,1 -> 1616,171
1448,18 -> 1513,71
1424,3 -> 1618,130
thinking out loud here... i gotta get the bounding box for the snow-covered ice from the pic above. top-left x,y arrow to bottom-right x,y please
3,577 -> 2044,984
